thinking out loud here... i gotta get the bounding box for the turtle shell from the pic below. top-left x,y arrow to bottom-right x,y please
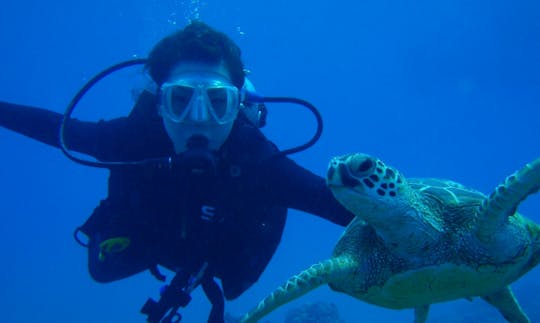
409,178 -> 486,207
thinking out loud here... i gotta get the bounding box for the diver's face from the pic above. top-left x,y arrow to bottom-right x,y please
160,61 -> 240,154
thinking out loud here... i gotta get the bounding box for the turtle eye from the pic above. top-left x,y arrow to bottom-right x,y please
357,159 -> 373,173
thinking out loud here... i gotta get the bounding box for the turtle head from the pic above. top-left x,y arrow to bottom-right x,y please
327,153 -> 407,217
327,153 -> 444,252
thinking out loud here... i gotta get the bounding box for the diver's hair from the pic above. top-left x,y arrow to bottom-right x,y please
146,21 -> 245,89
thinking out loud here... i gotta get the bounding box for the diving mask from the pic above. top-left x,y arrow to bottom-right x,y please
160,74 -> 240,125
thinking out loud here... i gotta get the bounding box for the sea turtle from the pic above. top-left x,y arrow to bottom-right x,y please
239,153 -> 540,323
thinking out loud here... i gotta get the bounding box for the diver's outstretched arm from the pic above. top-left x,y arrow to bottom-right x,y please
0,100 -> 131,159
0,101 -> 66,147
0,95 -> 168,161
260,154 -> 355,227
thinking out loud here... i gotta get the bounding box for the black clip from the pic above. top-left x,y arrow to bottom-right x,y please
141,263 -> 208,323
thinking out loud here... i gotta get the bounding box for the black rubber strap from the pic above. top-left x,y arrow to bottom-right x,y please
202,276 -> 225,323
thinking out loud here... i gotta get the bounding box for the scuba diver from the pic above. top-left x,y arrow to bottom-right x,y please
0,21 -> 354,322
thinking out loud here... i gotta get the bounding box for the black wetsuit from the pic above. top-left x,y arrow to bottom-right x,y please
0,91 -> 354,307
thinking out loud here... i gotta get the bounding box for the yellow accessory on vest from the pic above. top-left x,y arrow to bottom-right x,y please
98,237 -> 131,261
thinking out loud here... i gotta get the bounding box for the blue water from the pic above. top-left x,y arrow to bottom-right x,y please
1,0 -> 539,322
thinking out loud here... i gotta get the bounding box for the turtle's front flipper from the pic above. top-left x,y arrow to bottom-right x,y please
481,286 -> 530,323
476,158 -> 540,242
239,256 -> 356,323
414,304 -> 430,323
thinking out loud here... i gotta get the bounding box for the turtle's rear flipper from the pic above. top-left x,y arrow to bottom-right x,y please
481,286 -> 530,323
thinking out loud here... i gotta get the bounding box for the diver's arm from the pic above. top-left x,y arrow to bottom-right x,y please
228,121 -> 354,227
0,92 -> 169,161
0,100 -> 128,159
0,101 -> 66,147
264,155 -> 355,226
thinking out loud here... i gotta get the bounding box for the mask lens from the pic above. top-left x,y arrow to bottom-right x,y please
161,77 -> 239,124
207,87 -> 232,119
169,85 -> 194,119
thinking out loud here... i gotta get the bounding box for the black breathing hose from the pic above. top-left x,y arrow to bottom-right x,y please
59,59 -> 324,168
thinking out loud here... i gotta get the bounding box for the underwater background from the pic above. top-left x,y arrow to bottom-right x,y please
1,0 -> 539,322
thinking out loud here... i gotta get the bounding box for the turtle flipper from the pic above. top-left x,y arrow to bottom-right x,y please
239,256 -> 356,323
476,157 -> 540,242
481,286 -> 530,323
414,304 -> 430,323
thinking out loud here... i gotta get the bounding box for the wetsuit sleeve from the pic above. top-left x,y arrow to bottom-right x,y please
0,100 -> 68,146
0,100 -> 130,160
0,92 -> 167,161
262,155 -> 355,227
